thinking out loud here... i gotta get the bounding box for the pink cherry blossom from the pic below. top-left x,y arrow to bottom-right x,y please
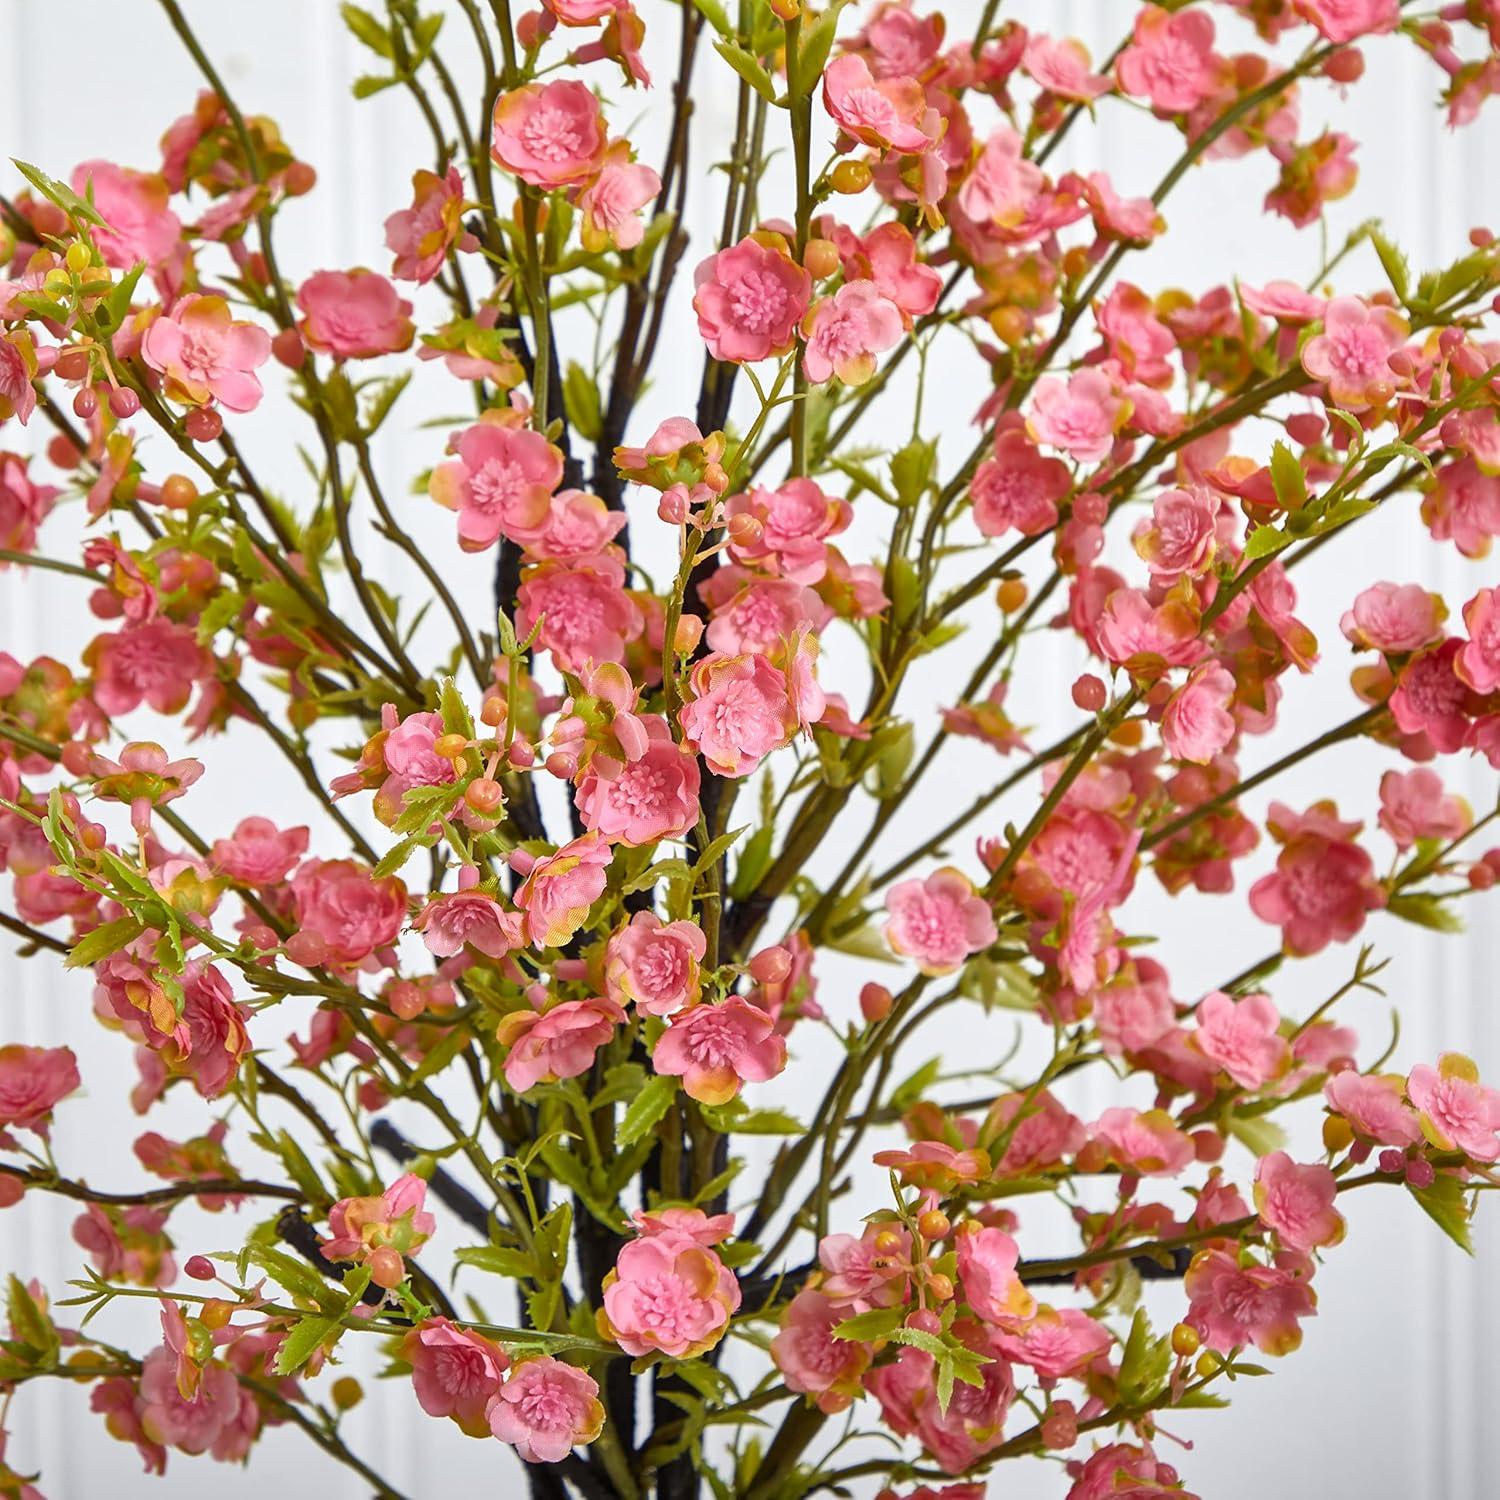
1423,458 -> 1500,558
1134,488 -> 1218,579
678,650 -> 808,777
490,80 -> 607,188
1301,296 -> 1408,411
385,166 -> 467,283
432,420 -> 564,555
1377,768 -> 1470,850
0,1045 -> 80,1134
1340,581 -> 1447,654
1249,802 -> 1383,956
578,146 -> 662,252
415,889 -> 524,959
970,427 -> 1072,538
1457,586 -> 1500,692
290,859 -> 407,967
517,552 -> 643,673
1254,1151 -> 1345,1252
1067,1442 -> 1198,1500
487,1357 -> 605,1464
996,1306 -> 1111,1379
958,127 -> 1044,228
1324,1070 -> 1424,1146
321,1173 -> 436,1288
1296,0 -> 1400,43
401,1318 -> 509,1436
1406,1053 -> 1500,1161
1024,36 -> 1110,101
956,1226 -> 1035,1328
86,618 -> 212,718
821,53 -> 934,153
603,911 -> 706,1016
72,160 -> 182,268
1389,640 -> 1472,752
818,1223 -> 913,1311
136,1348 -> 246,1457
296,269 -> 414,360
209,816 -> 309,886
631,1206 -> 734,1245
771,1289 -> 872,1414
601,1228 -> 741,1358
1241,280 -> 1328,325
1192,990 -> 1290,1090
1116,8 -> 1220,113
1184,1248 -> 1316,1356
693,236 -> 812,364
0,333 -> 38,427
1027,369 -> 1127,463
1161,663 -> 1237,764
500,996 -> 625,1093
652,995 -> 788,1105
515,833 -> 613,948
142,295 -> 271,412
885,868 -> 998,975
1089,1106 -> 1195,1176
575,715 -> 701,845
1092,963 -> 1176,1057
700,572 -> 831,654
723,477 -> 851,584
803,280 -> 904,387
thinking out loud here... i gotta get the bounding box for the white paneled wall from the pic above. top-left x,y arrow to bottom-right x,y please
2,2 -> 1497,1496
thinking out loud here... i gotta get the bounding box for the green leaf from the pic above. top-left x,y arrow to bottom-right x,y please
1369,229 -> 1410,303
352,74 -> 400,99
98,261 -> 146,333
1409,1173 -> 1473,1253
1224,1113 -> 1287,1157
273,1315 -> 340,1375
11,159 -> 106,227
713,41 -> 779,105
617,1075 -> 678,1148
692,825 -> 745,884
340,3 -> 394,57
562,362 -> 603,442
372,833 -> 423,878
7,1276 -> 58,1365
1386,892 -> 1464,934
455,1245 -> 536,1280
248,1247 -> 341,1308
730,822 -> 776,900
833,1305 -> 905,1342
438,675 -> 475,739
1117,1308 -> 1171,1405
890,437 -> 937,507
1243,522 -> 1291,561
798,0 -> 851,82
690,0 -> 733,37
1268,441 -> 1307,511
65,916 -> 144,970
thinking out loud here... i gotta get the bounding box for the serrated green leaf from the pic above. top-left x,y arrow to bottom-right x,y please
455,1245 -> 535,1280
617,1074 -> 678,1148
1409,1173 -> 1473,1253
65,915 -> 144,970
833,1305 -> 906,1342
273,1315 -> 340,1375
1268,441 -> 1307,511
713,40 -> 779,105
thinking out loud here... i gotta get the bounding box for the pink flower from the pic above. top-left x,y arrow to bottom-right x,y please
385,166 -> 467,283
72,161 -> 181,268
86,619 -> 212,718
491,81 -> 607,189
1067,1442 -> 1196,1500
575,716 -> 701,845
1088,1106 -> 1195,1176
958,127 -> 1044,228
486,1357 -> 605,1464
631,1206 -> 734,1245
772,1289 -> 873,1414
1377,768 -> 1470,851
1024,36 -> 1111,101
601,1228 -> 741,1358
969,427 -> 1072,538
803,280 -> 904,387
1249,802 -> 1383,957
1390,641 -> 1472,753
401,1318 -> 509,1436
578,145 -> 661,252
517,552 -> 643,673
0,333 -> 38,427
885,868 -> 998,975
723,477 -> 851,584
1458,587 -> 1500,693
604,911 -> 706,1016
0,1045 -> 80,1134
321,1173 -> 436,1288
1406,1053 -> 1500,1162
209,816 -> 309,885
1295,0 -> 1400,43
956,1226 -> 1035,1328
701,572 -> 830,654
1241,280 -> 1327,325
137,1348 -> 246,1456
415,890 -> 524,959
1301,296 -> 1407,411
1340,582 -> 1446,654
821,53 -> 934,153
500,997 -> 625,1093
1185,1248 -> 1316,1356
996,1306 -> 1111,1379
297,269 -> 414,359
1116,8 -> 1220,113
88,741 -> 204,836
693,235 -> 811,364
818,1223 -> 912,1311
1098,284 -> 1177,387
1254,1151 -> 1344,1252
0,455 -> 56,560
430,419 -> 563,552
1324,1070 -> 1423,1146
652,995 -> 788,1105
678,650 -> 810,777
1192,990 -> 1289,1090
1093,964 -> 1176,1057
291,859 -> 407,967
372,708 -> 456,824
515,832 -> 613,948
73,1203 -> 175,1287
141,295 -> 271,412
1027,369 -> 1127,463
1133,488 -> 1218,580
1161,663 -> 1237,764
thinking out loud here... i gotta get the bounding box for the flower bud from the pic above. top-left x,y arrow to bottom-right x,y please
108,386 -> 141,419
184,406 -> 224,443
73,387 -> 98,419
0,1174 -> 24,1209
1071,674 -> 1106,713
1171,1322 -> 1201,1357
748,945 -> 792,985
465,777 -> 504,814
160,474 -> 199,509
369,1246 -> 406,1290
905,1308 -> 941,1335
273,327 -> 307,368
184,1255 -> 217,1282
200,1299 -> 233,1331
916,1209 -> 951,1241
802,238 -> 841,279
433,732 -> 469,761
389,981 -> 426,1021
284,930 -> 329,968
859,981 -> 893,1023
727,512 -> 763,548
995,577 -> 1028,613
331,1376 -> 364,1411
830,160 -> 872,195
672,613 -> 704,655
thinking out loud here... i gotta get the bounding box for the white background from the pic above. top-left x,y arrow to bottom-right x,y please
2,1 -> 1498,1496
